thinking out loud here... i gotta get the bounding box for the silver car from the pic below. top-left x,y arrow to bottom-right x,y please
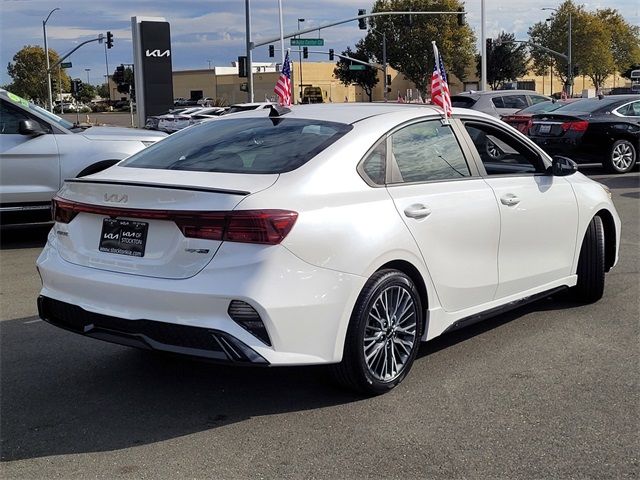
451,90 -> 551,118
0,89 -> 167,224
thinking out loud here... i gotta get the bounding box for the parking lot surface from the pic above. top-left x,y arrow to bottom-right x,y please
1,166 -> 638,479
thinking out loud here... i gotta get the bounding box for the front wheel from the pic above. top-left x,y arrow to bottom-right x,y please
331,270 -> 423,395
573,216 -> 605,303
605,139 -> 637,174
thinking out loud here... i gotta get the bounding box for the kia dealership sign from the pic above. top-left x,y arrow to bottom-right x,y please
131,16 -> 174,127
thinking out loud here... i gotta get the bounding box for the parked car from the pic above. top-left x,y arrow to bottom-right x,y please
36,103 -> 620,394
451,90 -> 551,118
156,107 -> 206,133
223,102 -> 274,115
145,108 -> 189,130
0,89 -> 167,224
188,107 -> 227,126
529,95 -> 640,173
501,99 -> 581,134
197,97 -> 215,106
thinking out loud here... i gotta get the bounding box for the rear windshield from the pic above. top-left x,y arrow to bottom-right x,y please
451,96 -> 477,108
121,117 -> 352,174
517,101 -> 564,114
553,98 -> 619,114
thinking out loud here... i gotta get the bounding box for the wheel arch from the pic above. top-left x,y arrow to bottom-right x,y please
377,259 -> 429,335
595,208 -> 616,272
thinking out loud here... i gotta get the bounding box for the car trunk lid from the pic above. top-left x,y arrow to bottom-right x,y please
530,113 -> 589,137
52,167 -> 278,279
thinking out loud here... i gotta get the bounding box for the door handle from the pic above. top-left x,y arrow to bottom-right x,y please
500,194 -> 521,206
404,204 -> 432,219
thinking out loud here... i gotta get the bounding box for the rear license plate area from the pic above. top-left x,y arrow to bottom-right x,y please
99,218 -> 148,257
539,124 -> 552,134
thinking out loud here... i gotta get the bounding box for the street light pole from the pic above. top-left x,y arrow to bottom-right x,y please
245,0 -> 254,102
542,7 -> 572,96
480,0 -> 486,91
85,68 -> 91,84
298,18 -> 305,102
43,7 -> 60,111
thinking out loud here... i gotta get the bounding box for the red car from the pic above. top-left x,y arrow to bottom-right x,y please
501,99 -> 580,134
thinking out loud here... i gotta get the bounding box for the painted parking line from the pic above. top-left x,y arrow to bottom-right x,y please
23,319 -> 42,324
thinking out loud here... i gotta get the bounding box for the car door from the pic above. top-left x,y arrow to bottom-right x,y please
0,99 -> 60,208
459,118 -> 579,299
382,118 -> 500,312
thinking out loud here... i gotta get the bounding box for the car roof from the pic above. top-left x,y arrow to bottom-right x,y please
216,102 -> 494,125
453,90 -> 546,99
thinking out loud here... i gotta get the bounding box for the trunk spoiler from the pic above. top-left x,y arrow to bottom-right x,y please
63,178 -> 250,196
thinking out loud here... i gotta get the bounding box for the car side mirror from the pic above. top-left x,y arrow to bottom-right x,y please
551,155 -> 578,176
18,119 -> 47,136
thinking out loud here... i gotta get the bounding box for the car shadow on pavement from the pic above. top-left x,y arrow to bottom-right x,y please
0,316 -> 361,462
1,292 -> 581,462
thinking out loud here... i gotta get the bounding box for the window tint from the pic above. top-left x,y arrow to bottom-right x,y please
501,95 -> 528,109
617,101 -> 640,117
0,100 -> 29,134
390,120 -> 470,183
464,122 -> 545,175
121,117 -> 352,174
361,141 -> 386,185
451,96 -> 477,108
492,97 -> 505,108
529,95 -> 549,105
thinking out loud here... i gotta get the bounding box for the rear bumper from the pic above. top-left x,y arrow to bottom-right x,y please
36,234 -> 366,365
38,296 -> 268,364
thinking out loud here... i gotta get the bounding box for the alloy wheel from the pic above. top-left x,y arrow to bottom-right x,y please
363,285 -> 418,382
612,143 -> 634,171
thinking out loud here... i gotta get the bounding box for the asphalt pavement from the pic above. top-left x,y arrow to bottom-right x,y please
1,166 -> 638,479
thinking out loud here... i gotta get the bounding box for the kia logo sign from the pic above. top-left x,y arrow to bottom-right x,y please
104,193 -> 128,203
145,49 -> 171,58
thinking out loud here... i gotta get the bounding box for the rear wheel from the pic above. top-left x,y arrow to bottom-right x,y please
331,269 -> 423,395
605,139 -> 636,174
573,216 -> 605,303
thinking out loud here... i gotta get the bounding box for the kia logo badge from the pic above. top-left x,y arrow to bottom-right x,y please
104,193 -> 128,203
145,49 -> 171,58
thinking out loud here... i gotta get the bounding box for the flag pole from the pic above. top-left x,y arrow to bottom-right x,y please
278,0 -> 285,65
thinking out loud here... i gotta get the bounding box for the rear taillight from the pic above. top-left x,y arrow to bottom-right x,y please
561,120 -> 589,132
52,197 -> 297,245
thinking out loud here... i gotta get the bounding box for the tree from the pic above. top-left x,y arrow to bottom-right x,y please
333,42 -> 379,102
476,33 -> 528,90
363,0 -> 476,98
96,83 -> 110,99
76,82 -> 96,104
620,64 -> 640,81
6,45 -> 71,103
528,0 -> 640,92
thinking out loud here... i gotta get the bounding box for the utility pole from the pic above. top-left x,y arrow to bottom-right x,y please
43,7 -> 60,111
297,18 -> 305,102
104,42 -> 111,103
382,32 -> 387,101
245,0 -> 254,102
480,0 -> 486,91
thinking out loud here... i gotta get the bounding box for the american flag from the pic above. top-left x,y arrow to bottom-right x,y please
274,51 -> 292,107
431,42 -> 453,117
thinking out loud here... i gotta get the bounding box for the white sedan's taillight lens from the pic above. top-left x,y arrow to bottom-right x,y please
52,197 -> 297,245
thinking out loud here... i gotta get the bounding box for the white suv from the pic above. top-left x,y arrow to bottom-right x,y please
0,90 -> 167,223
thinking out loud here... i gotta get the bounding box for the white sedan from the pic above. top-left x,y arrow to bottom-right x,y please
36,103 -> 620,394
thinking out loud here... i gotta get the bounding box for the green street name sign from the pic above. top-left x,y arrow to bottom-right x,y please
290,38 -> 324,47
61,62 -> 73,68
348,64 -> 366,71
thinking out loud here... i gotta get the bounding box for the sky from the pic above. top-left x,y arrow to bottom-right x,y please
1,0 -> 639,86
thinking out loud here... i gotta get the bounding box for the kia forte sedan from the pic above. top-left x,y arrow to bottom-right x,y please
36,103 -> 620,394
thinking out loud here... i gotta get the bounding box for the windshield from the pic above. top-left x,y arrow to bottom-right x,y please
121,117 -> 352,174
4,91 -> 74,129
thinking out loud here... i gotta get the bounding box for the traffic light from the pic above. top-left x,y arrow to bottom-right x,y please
106,31 -> 114,49
51,77 -> 58,92
238,56 -> 247,77
71,79 -> 83,98
358,9 -> 367,30
329,49 -> 334,61
303,47 -> 308,59
268,45 -> 274,58
457,7 -> 465,26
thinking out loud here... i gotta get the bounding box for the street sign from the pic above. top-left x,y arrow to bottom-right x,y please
61,62 -> 72,68
349,65 -> 366,71
290,38 -> 324,47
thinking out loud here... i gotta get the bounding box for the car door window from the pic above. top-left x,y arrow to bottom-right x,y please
389,120 -> 470,183
529,95 -> 549,105
0,100 -> 29,134
501,95 -> 528,109
463,122 -> 546,175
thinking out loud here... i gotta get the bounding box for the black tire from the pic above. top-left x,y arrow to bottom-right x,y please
605,139 -> 637,174
331,269 -> 423,395
573,216 -> 605,303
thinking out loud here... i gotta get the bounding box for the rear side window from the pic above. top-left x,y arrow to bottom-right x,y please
121,117 -> 352,174
529,95 -> 549,105
494,95 -> 527,109
451,96 -> 477,108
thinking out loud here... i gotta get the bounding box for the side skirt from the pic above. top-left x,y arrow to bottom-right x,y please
441,286 -> 569,335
